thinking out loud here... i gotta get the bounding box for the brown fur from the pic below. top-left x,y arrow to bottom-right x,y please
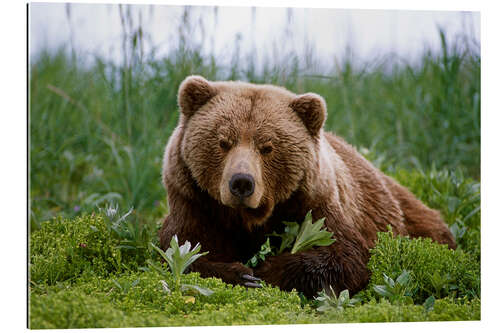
159,75 -> 456,298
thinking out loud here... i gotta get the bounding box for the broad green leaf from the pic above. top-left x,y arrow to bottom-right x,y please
150,236 -> 208,287
450,222 -> 467,240
396,270 -> 411,286
290,211 -> 335,254
349,297 -> 361,306
338,289 -> 349,305
383,274 -> 395,288
423,295 -> 435,312
181,284 -> 214,296
249,256 -> 257,267
150,243 -> 171,265
373,285 -> 392,298
268,222 -> 300,254
316,304 -> 331,312
313,287 -> 358,312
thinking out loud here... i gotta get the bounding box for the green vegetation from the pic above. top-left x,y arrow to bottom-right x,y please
372,270 -> 415,305
314,288 -> 360,312
246,211 -> 335,267
151,236 -> 213,296
362,231 -> 480,303
288,211 -> 335,254
392,168 -> 481,259
29,7 -> 479,328
30,214 -> 123,285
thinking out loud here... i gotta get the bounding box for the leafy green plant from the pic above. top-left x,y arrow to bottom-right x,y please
423,295 -> 436,312
265,211 -> 335,255
151,235 -> 212,296
145,258 -> 169,277
268,222 -> 300,255
365,230 -> 480,303
29,269 -> 317,329
244,211 -> 336,271
246,238 -> 273,268
290,211 -> 335,254
450,221 -> 468,243
100,203 -> 133,227
30,214 -> 123,284
392,168 -> 480,257
373,270 -> 415,304
112,278 -> 140,294
159,279 -> 213,297
428,272 -> 458,298
247,211 -> 335,267
99,203 -> 156,265
315,287 -> 360,312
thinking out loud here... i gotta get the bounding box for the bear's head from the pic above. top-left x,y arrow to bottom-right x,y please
177,75 -> 327,228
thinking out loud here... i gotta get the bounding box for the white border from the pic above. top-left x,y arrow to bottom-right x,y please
2,0 -> 498,332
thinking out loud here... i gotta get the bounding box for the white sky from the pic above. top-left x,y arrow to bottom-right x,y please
29,3 -> 480,67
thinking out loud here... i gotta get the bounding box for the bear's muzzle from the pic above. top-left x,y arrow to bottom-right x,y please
229,173 -> 255,199
219,145 -> 263,209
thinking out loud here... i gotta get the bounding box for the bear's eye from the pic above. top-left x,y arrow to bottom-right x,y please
259,143 -> 273,155
219,139 -> 232,151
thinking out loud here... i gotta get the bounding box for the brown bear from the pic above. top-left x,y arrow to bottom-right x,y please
159,75 -> 456,298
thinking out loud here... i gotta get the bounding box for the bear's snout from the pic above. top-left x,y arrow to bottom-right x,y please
219,145 -> 264,210
229,173 -> 255,199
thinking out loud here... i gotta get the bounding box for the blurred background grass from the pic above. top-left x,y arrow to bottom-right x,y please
29,5 -> 480,230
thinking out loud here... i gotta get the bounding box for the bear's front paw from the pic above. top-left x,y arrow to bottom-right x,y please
241,274 -> 262,288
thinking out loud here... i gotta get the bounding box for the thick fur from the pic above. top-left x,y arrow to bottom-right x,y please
159,76 -> 456,298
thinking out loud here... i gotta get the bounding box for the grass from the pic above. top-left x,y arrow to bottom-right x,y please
29,8 -> 479,327
29,27 -> 480,229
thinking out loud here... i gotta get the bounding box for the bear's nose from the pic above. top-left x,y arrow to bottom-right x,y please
229,173 -> 255,199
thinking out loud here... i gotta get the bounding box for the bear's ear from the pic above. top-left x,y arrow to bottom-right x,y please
289,93 -> 327,137
178,75 -> 217,117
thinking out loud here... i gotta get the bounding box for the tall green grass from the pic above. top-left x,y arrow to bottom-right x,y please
29,9 -> 480,228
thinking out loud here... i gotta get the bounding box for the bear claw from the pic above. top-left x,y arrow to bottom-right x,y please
241,274 -> 262,288
242,274 -> 261,282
